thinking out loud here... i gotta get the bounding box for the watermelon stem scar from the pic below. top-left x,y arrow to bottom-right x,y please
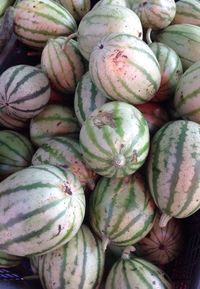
60,182 -> 73,195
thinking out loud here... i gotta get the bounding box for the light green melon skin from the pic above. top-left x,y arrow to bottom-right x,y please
0,130 -> 34,178
173,0 -> 200,26
89,33 -> 161,105
149,42 -> 183,102
132,0 -> 176,29
92,0 -> 130,9
155,24 -> 200,70
105,257 -> 173,289
74,71 -> 108,125
0,65 -> 50,120
80,101 -> 150,178
38,225 -> 105,289
174,60 -> 200,123
90,173 -> 156,247
0,165 -> 85,256
32,136 -> 97,189
30,255 -> 40,274
58,0 -> 91,21
0,251 -> 22,268
14,0 -> 77,48
30,104 -> 80,146
147,120 -> 200,219
77,4 -> 143,60
41,37 -> 86,93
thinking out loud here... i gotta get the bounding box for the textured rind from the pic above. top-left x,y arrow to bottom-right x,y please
37,225 -> 105,289
0,165 -> 85,256
105,257 -> 173,289
0,65 -> 50,120
80,101 -> 150,178
89,33 -> 161,105
147,120 -> 200,219
0,251 -> 22,268
89,173 -> 156,246
77,5 -> 143,60
174,60 -> 200,123
58,0 -> 91,21
173,0 -> 200,26
14,0 -> 77,48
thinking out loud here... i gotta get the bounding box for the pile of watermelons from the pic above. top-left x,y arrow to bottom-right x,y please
0,0 -> 200,288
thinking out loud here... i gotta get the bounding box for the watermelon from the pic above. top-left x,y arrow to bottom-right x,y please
173,0 -> 200,26
92,0 -> 130,9
147,120 -> 200,227
30,104 -> 80,146
14,0 -> 77,48
90,173 -> 156,247
105,254 -> 173,289
37,225 -> 105,289
135,102 -> 170,135
80,101 -> 150,178
41,37 -> 86,93
58,0 -> 91,21
0,130 -> 34,178
0,65 -> 50,120
0,165 -> 85,256
174,59 -> 200,123
74,71 -> 108,125
132,0 -> 176,29
149,42 -> 183,102
77,5 -> 143,60
153,24 -> 200,70
89,33 -> 161,105
135,212 -> 184,265
32,136 -> 97,190
0,251 -> 22,268
0,109 -> 28,130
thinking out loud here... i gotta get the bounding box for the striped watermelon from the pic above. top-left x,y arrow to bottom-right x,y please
58,0 -> 91,21
37,225 -> 105,289
105,255 -> 173,289
41,37 -> 87,93
89,33 -> 161,105
77,5 -> 143,60
30,104 -> 80,146
132,0 -> 176,29
0,130 -> 34,179
153,24 -> 200,70
173,0 -> 200,26
135,102 -> 170,135
174,60 -> 200,123
32,136 -> 97,189
74,71 -> 108,125
149,42 -> 183,102
92,0 -> 130,9
0,109 -> 28,130
0,251 -> 22,268
80,101 -> 150,178
0,65 -> 50,120
0,165 -> 85,256
147,120 -> 200,227
14,0 -> 77,48
89,173 -> 156,247
135,212 -> 184,265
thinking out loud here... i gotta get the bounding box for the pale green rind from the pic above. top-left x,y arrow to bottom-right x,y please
74,71 -> 108,125
14,0 -> 77,48
147,120 -> 200,219
155,24 -> 200,70
80,101 -> 150,178
0,165 -> 85,256
174,60 -> 200,123
90,173 -> 156,246
58,0 -> 91,21
38,225 -> 105,289
105,257 -> 173,289
173,0 -> 200,26
30,104 -> 80,146
77,4 -> 143,60
0,250 -> 22,268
